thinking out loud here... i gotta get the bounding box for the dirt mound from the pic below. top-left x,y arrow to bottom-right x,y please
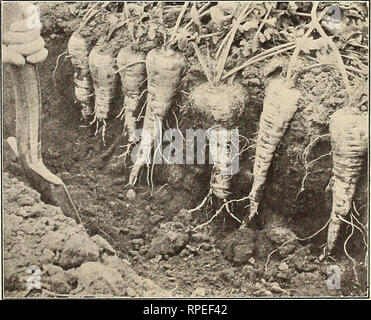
147,221 -> 190,259
220,224 -> 301,265
3,172 -> 168,297
221,228 -> 257,265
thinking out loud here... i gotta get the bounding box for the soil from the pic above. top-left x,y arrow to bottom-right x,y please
2,2 -> 368,298
3,173 -> 168,297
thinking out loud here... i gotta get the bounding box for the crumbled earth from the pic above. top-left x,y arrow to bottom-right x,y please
3,173 -> 168,297
2,2 -> 368,298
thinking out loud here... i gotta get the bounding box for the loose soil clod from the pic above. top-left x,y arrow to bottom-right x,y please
3,173 -> 168,297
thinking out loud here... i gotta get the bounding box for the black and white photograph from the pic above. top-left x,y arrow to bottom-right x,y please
1,1 -> 369,301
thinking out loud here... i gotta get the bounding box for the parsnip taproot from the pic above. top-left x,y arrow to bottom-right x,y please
247,78 -> 300,221
116,47 -> 147,142
68,32 -> 94,119
191,82 -> 246,200
327,107 -> 368,253
129,48 -> 185,186
88,44 -> 120,144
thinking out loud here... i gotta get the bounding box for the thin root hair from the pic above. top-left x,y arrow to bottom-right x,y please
52,51 -> 68,87
136,99 -> 148,122
296,151 -> 332,199
172,109 -> 185,142
188,191 -> 212,213
342,214 -> 360,286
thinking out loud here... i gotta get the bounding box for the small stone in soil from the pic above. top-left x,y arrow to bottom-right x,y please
41,248 -> 55,264
149,214 -> 163,225
242,265 -> 256,283
96,193 -> 106,201
191,287 -> 206,297
275,270 -> 292,281
295,261 -> 317,273
200,242 -> 212,251
128,250 -> 139,257
132,245 -> 140,252
221,228 -> 256,265
91,234 -> 116,255
278,262 -> 289,271
192,232 -> 211,243
254,288 -> 273,297
126,287 -> 136,297
233,279 -> 242,288
131,238 -> 144,246
42,264 -> 64,276
126,189 -> 136,200
148,228 -> 189,258
152,255 -> 162,263
119,228 -> 130,236
269,282 -> 289,295
51,273 -> 71,294
112,176 -> 128,185
175,209 -> 193,225
179,249 -> 188,257
218,269 -> 234,283
129,228 -> 144,239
